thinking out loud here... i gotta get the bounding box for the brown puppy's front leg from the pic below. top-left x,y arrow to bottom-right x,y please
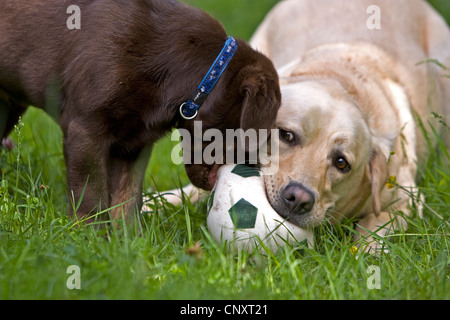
63,120 -> 110,223
107,143 -> 153,224
64,120 -> 153,225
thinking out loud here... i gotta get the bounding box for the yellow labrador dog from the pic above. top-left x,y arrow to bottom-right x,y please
147,0 -> 449,252
250,0 -> 450,251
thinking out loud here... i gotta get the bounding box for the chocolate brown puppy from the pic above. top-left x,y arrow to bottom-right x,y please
0,0 -> 280,223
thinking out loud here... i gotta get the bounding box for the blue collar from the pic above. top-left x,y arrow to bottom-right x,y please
180,36 -> 238,120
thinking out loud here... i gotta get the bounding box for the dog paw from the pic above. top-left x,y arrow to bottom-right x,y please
352,238 -> 390,257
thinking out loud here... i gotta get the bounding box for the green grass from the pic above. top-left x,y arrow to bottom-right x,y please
0,0 -> 449,300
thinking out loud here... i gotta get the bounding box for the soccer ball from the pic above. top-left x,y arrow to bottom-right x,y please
207,164 -> 313,253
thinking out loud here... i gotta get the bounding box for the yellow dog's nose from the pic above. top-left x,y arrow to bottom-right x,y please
281,182 -> 315,215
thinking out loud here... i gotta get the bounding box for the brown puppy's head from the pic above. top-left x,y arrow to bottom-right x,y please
264,79 -> 391,228
179,41 -> 281,190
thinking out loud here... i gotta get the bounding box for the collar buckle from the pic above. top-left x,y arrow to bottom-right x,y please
179,102 -> 198,120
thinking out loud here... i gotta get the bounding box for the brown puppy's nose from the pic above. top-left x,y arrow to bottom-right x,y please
281,182 -> 315,215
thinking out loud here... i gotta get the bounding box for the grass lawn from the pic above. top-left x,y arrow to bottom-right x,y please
0,0 -> 449,301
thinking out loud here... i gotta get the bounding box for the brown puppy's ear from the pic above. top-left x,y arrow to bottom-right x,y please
368,147 -> 389,216
238,65 -> 281,152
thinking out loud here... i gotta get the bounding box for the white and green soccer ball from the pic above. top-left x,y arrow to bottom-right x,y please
207,164 -> 313,253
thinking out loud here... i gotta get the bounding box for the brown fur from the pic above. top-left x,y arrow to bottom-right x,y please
0,0 -> 280,223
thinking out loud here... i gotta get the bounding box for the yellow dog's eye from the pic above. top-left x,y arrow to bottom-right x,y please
279,129 -> 296,144
334,156 -> 351,173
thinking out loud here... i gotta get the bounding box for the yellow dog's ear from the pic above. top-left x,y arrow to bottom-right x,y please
368,147 -> 389,216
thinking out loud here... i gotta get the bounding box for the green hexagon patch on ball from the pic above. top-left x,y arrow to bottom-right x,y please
231,164 -> 260,178
228,198 -> 258,229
